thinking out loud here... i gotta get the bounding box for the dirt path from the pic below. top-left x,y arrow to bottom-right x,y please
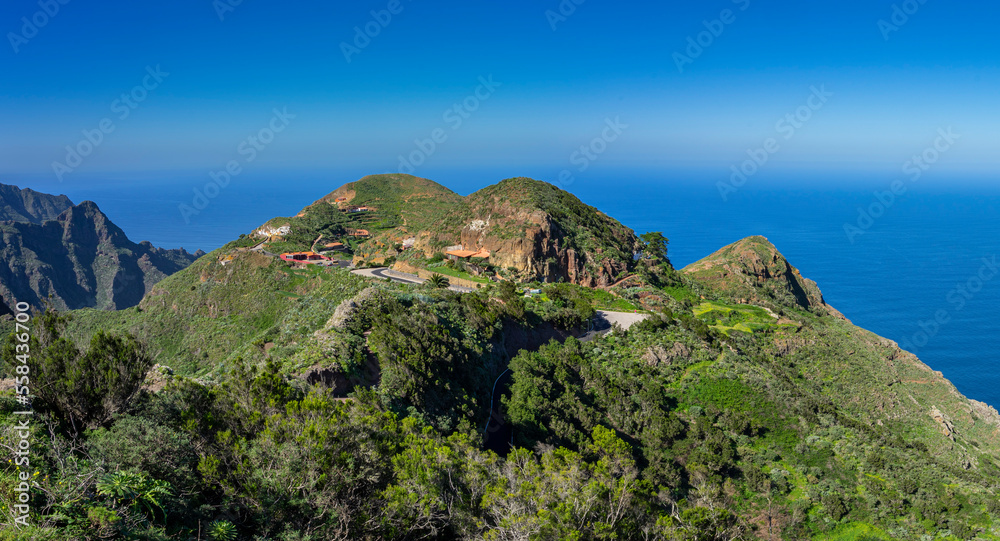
310,233 -> 323,253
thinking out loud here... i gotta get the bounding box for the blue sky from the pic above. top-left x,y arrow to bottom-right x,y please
1,0 -> 998,185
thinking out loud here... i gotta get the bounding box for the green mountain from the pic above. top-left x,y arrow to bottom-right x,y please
3,177 -> 999,540
0,186 -> 203,311
256,174 -> 643,286
683,235 -> 833,315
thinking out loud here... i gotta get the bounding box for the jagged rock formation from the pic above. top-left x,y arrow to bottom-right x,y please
0,184 -> 202,310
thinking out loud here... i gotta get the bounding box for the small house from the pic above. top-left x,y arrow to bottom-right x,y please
445,248 -> 491,261
280,252 -> 331,265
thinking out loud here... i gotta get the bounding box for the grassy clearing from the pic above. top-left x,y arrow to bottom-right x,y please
693,301 -> 781,336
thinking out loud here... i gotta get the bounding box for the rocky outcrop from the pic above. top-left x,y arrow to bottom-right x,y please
457,178 -> 642,287
326,287 -> 382,329
930,406 -> 957,441
643,342 -> 692,367
682,235 -> 840,316
254,224 -> 291,238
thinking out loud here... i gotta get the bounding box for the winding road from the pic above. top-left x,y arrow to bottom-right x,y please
350,267 -> 475,292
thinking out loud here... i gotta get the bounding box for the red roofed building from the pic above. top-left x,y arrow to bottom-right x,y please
445,248 -> 491,261
280,251 -> 331,264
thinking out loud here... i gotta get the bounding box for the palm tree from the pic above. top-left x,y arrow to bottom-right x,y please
428,273 -> 450,289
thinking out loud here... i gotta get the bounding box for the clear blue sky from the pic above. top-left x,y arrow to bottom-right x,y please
1,0 -> 997,184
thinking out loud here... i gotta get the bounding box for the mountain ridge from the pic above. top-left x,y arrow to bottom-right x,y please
0,183 -> 74,223
0,183 -> 203,311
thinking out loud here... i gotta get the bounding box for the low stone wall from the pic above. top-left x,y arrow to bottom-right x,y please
392,261 -> 484,290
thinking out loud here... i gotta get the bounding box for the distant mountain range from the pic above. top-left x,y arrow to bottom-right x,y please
0,183 -> 203,311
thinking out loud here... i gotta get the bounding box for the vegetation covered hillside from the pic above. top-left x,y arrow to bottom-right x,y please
683,235 -> 832,315
250,174 -> 643,286
253,174 -> 466,259
57,239 -> 373,377
1,181 -> 999,540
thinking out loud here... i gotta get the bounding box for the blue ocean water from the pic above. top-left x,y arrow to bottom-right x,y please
15,169 -> 999,409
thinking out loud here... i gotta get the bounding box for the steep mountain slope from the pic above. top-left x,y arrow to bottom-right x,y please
0,199 -> 202,311
0,183 -> 73,223
684,236 -> 1000,462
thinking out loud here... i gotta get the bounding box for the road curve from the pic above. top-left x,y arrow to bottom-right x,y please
351,267 -> 475,293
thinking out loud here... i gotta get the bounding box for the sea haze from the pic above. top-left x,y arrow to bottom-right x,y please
20,170 -> 1000,409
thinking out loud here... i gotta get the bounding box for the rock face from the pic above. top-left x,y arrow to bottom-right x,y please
459,178 -> 643,286
682,235 -> 841,316
450,184 -> 640,286
0,192 -> 202,311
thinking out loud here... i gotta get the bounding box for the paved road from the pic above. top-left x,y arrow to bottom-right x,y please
351,267 -> 475,293
579,310 -> 650,342
249,237 -> 278,257
352,267 -> 423,284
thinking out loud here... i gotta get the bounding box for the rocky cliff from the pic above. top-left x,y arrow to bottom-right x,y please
457,178 -> 642,286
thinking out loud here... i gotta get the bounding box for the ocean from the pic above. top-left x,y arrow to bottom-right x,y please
18,168 -> 1000,409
